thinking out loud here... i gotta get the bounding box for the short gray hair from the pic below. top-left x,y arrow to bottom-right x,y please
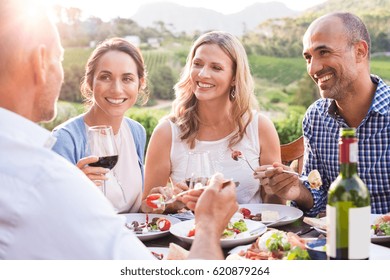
331,12 -> 371,59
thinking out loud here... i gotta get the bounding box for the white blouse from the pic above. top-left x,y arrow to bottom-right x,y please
169,111 -> 262,204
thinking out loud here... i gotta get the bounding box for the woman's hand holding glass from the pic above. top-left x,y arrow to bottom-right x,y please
76,156 -> 110,186
86,125 -> 119,195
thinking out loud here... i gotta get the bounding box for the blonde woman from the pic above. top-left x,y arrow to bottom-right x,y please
143,31 -> 282,213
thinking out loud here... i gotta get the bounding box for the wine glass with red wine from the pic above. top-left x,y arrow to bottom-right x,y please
87,125 -> 118,195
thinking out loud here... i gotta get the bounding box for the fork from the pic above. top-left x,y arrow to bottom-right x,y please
249,216 -> 287,235
152,180 -> 238,207
152,186 -> 207,207
281,170 -> 308,181
267,168 -> 308,181
237,155 -> 257,172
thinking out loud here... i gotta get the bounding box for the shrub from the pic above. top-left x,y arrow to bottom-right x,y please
274,107 -> 305,144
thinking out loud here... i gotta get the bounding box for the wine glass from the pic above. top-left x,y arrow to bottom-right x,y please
87,125 -> 119,195
185,151 -> 215,189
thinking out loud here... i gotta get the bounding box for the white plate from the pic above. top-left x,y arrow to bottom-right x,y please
311,217 -> 327,235
121,213 -> 181,241
170,219 -> 267,248
239,204 -> 303,226
148,247 -> 169,260
228,242 -> 390,260
311,214 -> 390,243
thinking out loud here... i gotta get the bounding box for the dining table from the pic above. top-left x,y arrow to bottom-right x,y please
141,216 -> 390,259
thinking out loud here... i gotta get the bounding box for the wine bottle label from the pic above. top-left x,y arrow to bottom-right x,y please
340,138 -> 358,163
349,142 -> 358,163
326,205 -> 370,259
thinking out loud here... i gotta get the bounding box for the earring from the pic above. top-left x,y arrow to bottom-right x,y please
230,86 -> 236,100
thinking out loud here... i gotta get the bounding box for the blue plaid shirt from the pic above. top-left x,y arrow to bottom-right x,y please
298,75 -> 390,217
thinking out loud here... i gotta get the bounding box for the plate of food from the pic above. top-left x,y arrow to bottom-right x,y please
121,213 -> 181,241
238,204 -> 303,226
227,229 -> 311,260
170,218 -> 267,248
303,213 -> 390,243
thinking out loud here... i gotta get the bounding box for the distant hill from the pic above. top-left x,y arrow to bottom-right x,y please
245,0 -> 390,57
131,1 -> 298,36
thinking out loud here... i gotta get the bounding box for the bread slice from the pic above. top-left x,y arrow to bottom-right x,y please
303,216 -> 327,230
166,243 -> 189,260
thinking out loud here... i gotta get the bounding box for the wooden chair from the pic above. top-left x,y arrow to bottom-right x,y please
280,136 -> 304,174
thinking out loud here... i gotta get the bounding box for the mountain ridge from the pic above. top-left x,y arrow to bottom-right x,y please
130,1 -> 299,36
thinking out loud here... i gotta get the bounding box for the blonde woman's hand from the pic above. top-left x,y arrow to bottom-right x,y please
141,182 -> 188,214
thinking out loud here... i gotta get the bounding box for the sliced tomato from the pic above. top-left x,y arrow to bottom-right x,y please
156,218 -> 171,231
145,194 -> 163,209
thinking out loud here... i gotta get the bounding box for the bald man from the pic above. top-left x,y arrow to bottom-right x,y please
256,12 -> 390,217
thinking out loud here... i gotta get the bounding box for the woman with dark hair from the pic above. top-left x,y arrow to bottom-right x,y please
52,38 -> 148,213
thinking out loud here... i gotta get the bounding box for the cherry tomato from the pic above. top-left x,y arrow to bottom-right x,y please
145,194 -> 163,209
187,228 -> 196,237
156,218 -> 171,231
231,150 -> 242,161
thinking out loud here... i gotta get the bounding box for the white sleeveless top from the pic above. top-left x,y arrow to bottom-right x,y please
86,122 -> 142,213
169,111 -> 262,203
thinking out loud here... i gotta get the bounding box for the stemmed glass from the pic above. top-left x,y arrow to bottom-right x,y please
185,151 -> 215,189
87,125 -> 119,195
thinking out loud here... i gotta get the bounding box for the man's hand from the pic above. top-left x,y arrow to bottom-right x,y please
255,162 -> 314,209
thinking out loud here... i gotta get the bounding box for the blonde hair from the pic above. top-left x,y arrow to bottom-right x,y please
170,31 -> 258,149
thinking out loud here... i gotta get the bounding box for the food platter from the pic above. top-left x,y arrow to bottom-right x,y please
170,219 -> 267,248
121,213 -> 181,241
306,214 -> 390,243
228,242 -> 390,260
371,214 -> 390,243
238,204 -> 303,226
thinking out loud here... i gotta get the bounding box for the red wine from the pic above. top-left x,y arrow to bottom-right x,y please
89,155 -> 118,170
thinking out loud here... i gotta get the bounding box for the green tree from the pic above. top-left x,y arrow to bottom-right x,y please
291,74 -> 320,108
149,65 -> 176,100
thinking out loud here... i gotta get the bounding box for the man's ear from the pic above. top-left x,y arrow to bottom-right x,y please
31,44 -> 47,85
355,40 -> 369,63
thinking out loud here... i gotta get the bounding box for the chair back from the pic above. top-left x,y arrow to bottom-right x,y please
280,136 -> 304,174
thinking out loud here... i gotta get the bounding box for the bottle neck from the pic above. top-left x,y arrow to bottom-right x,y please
339,136 -> 358,178
340,163 -> 358,177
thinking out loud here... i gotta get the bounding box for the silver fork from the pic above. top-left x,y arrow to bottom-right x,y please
280,170 -> 308,181
152,180 -> 239,207
236,155 -> 257,172
152,186 -> 207,207
267,168 -> 308,181
249,216 -> 288,235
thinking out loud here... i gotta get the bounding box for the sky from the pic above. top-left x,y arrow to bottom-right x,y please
45,0 -> 327,20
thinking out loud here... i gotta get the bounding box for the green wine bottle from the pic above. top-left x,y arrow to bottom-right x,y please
326,127 -> 370,260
